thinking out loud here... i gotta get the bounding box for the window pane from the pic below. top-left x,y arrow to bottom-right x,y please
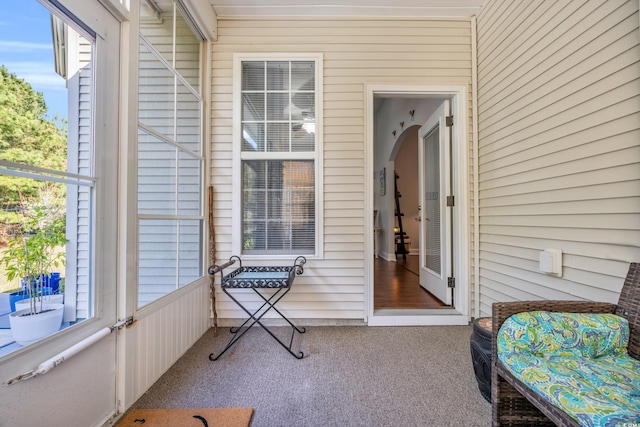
242,61 -> 264,90
292,122 -> 315,152
267,123 -> 290,152
174,6 -> 201,91
242,160 -> 315,255
138,130 -> 176,215
176,82 -> 201,150
139,0 -> 175,65
140,0 -> 200,91
0,1 -> 97,355
138,41 -> 176,139
241,60 -> 315,154
267,61 -> 289,90
291,61 -> 315,91
177,151 -> 201,216
242,93 -> 265,121
292,92 -> 314,121
138,131 -> 201,216
292,194 -> 316,250
242,122 -> 264,152
0,179 -> 81,318
266,93 -> 289,121
178,220 -> 202,286
0,23 -> 92,175
138,219 -> 178,306
138,218 -> 202,307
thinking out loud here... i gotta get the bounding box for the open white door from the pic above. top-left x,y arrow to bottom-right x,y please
418,100 -> 452,306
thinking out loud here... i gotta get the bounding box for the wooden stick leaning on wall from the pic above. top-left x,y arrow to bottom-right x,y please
208,185 -> 218,336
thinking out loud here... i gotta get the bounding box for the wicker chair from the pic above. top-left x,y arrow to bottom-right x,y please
491,262 -> 640,426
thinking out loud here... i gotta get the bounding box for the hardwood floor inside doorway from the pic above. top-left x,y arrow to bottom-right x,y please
374,256 -> 447,309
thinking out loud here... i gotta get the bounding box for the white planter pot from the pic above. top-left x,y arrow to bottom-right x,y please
9,303 -> 64,346
14,294 -> 64,312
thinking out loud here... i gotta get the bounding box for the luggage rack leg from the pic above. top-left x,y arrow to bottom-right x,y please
209,286 -> 305,361
227,290 -> 305,335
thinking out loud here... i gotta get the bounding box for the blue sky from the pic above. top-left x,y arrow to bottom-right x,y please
0,0 -> 68,120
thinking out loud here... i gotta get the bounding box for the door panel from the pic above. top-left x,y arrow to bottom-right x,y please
418,100 -> 452,306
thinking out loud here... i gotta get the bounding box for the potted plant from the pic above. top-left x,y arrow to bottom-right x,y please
2,204 -> 66,345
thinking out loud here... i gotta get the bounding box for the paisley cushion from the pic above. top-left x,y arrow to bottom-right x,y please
498,311 -> 640,427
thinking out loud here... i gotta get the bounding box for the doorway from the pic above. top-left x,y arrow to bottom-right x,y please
374,124 -> 445,310
366,86 -> 470,326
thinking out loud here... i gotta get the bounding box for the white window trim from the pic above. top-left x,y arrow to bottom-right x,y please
232,53 -> 324,260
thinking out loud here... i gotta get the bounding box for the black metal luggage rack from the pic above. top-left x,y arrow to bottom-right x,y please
208,255 -> 307,361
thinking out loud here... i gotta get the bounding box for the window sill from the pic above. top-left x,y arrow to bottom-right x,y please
0,314 -> 78,358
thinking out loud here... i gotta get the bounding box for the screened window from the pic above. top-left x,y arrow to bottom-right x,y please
238,58 -> 321,256
0,0 -> 119,358
137,0 -> 204,307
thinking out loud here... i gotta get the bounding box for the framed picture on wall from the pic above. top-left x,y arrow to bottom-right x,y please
379,168 -> 386,196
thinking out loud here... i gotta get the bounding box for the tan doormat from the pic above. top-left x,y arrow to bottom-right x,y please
116,408 -> 253,427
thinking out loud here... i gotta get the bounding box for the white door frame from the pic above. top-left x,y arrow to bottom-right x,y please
365,85 -> 470,326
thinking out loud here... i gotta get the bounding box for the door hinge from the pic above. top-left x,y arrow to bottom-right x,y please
448,277 -> 456,288
446,115 -> 454,127
446,195 -> 455,207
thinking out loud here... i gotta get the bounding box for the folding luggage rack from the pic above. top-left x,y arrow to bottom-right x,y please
208,255 -> 307,361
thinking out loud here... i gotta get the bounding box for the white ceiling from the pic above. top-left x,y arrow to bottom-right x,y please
207,0 -> 486,18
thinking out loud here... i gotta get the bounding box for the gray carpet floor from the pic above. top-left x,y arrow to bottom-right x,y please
131,325 -> 491,426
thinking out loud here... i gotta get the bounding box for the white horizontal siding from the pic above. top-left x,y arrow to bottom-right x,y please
475,0 -> 640,317
210,18 -> 472,320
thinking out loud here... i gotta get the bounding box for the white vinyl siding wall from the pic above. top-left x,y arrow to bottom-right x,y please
211,18 -> 473,320
475,0 -> 640,317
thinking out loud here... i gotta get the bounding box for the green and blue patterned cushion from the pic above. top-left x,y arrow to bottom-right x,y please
498,311 -> 640,427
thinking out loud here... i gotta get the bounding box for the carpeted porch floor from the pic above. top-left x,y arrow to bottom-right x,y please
129,324 -> 491,426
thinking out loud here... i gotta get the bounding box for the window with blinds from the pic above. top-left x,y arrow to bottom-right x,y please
239,59 -> 320,256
